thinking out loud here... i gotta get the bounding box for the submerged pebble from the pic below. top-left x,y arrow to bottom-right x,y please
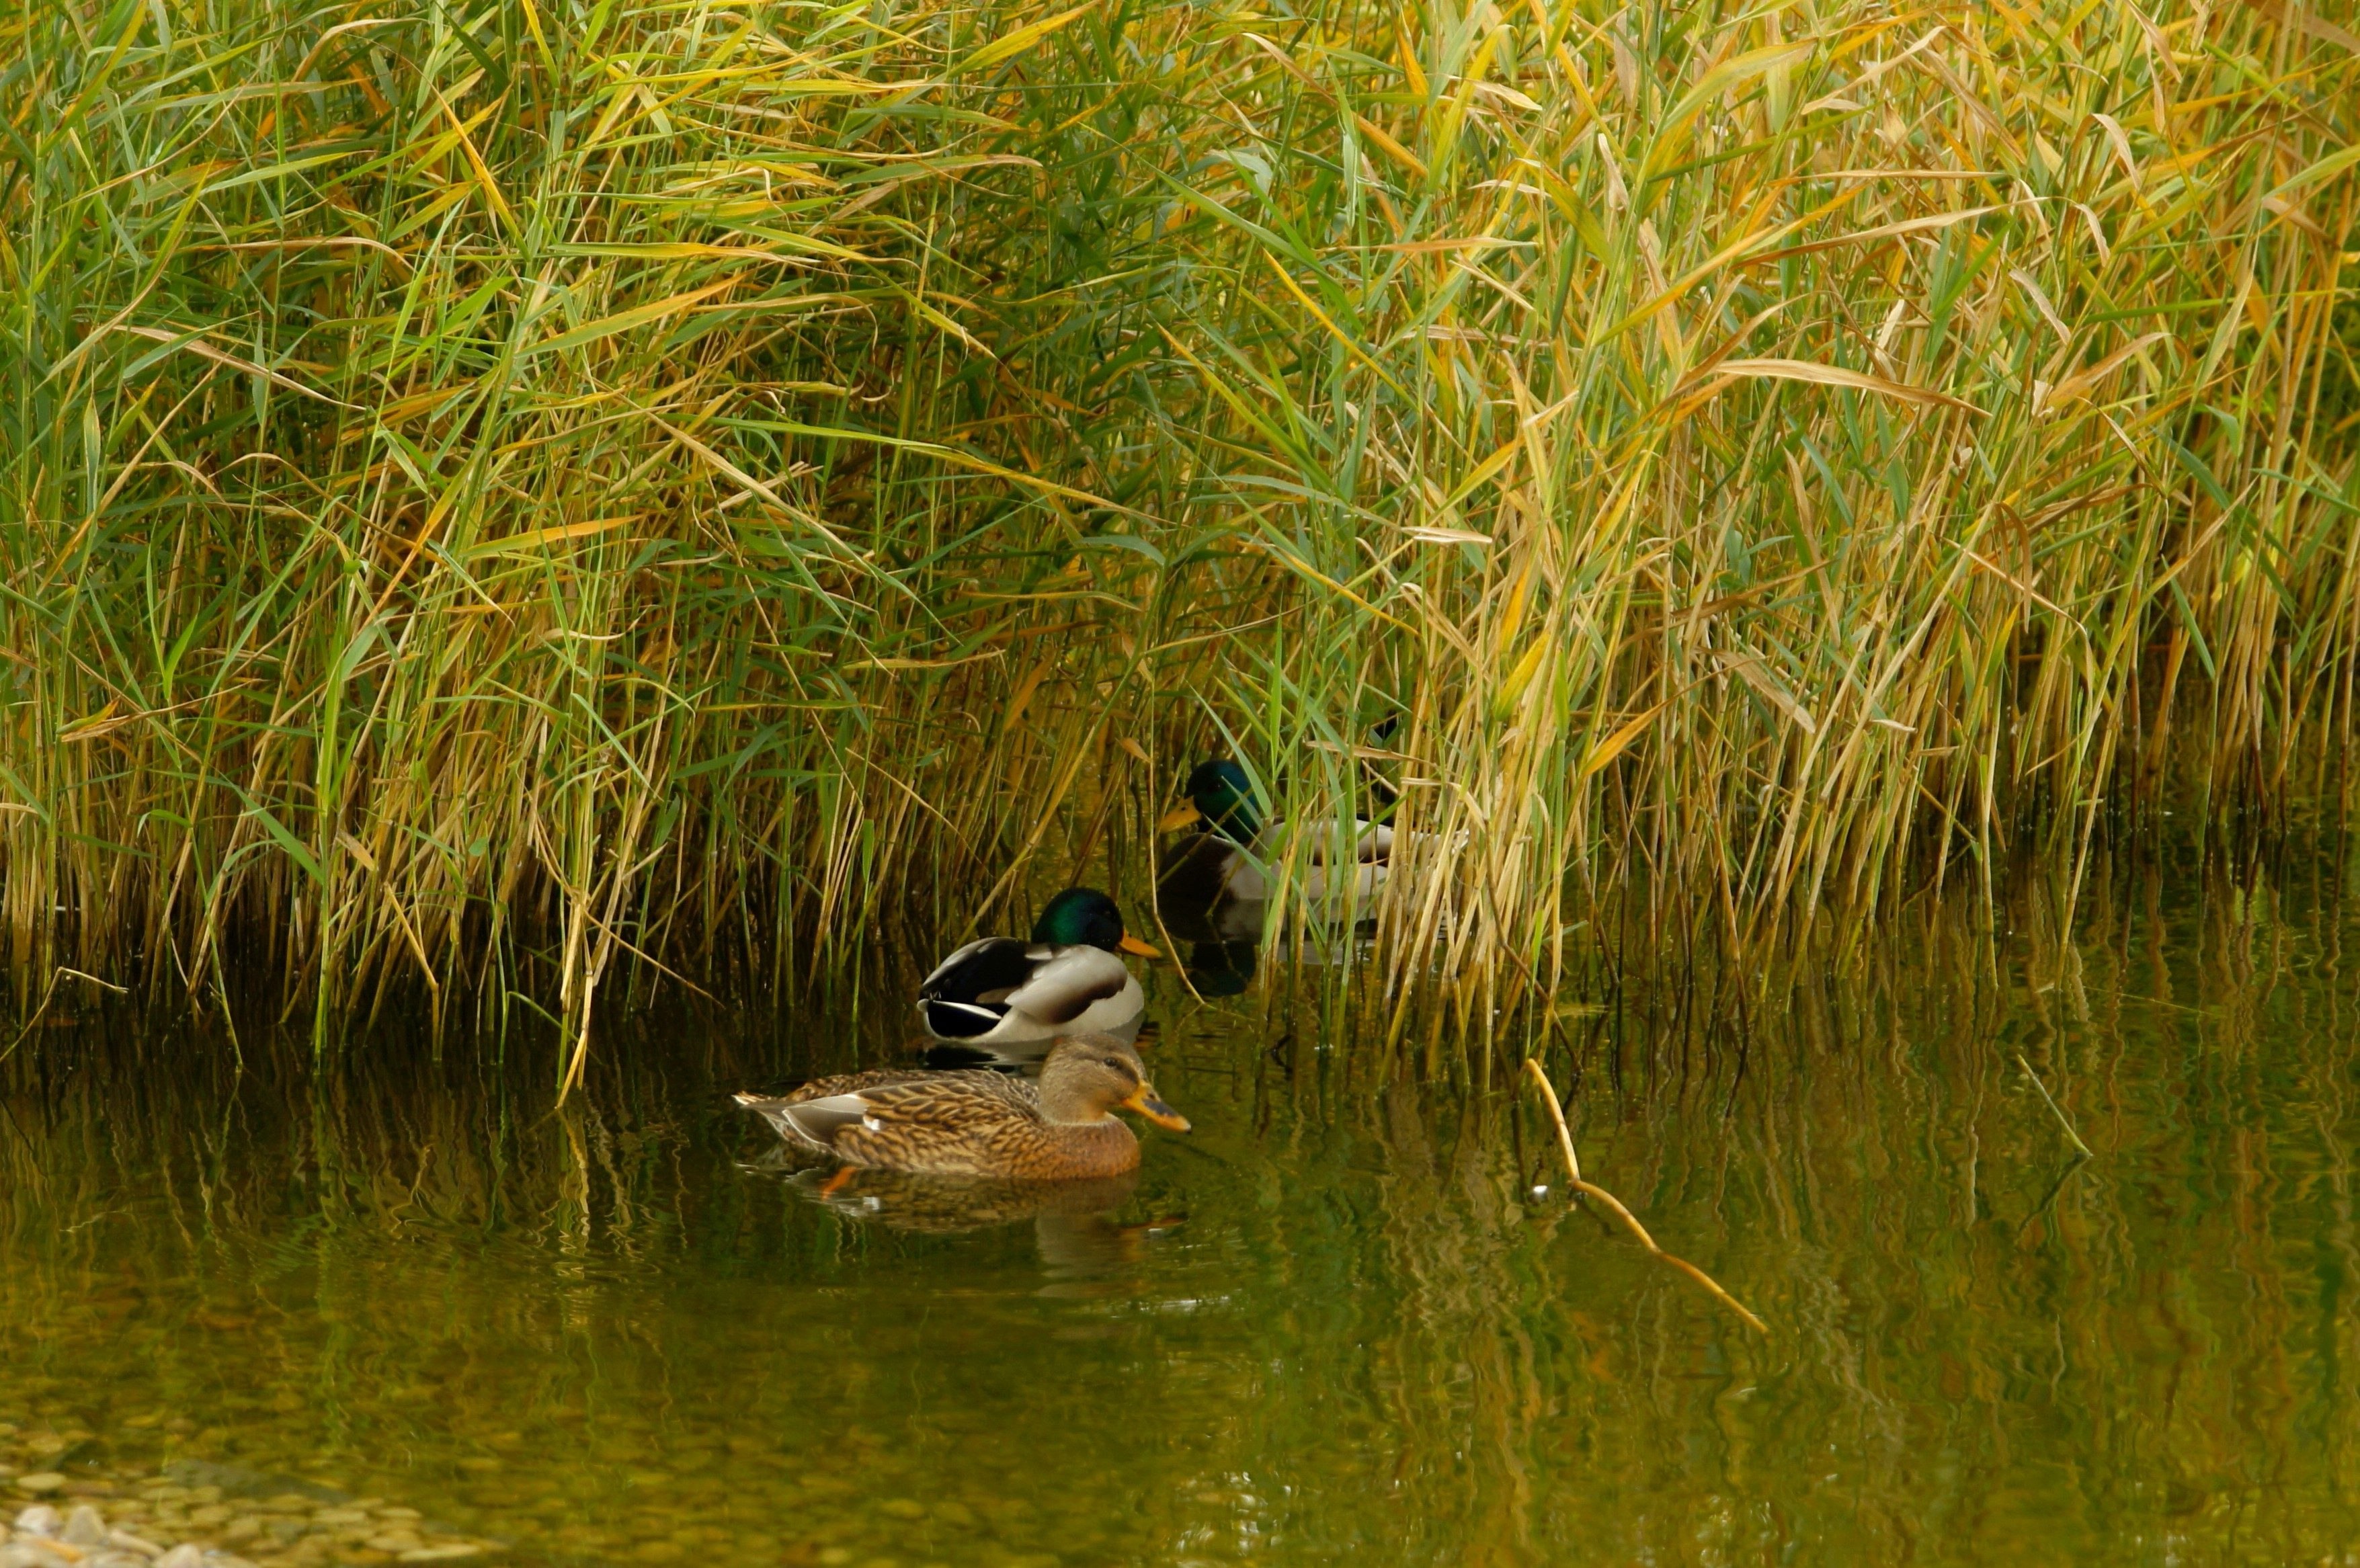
0,1352 -> 1036,1566
0,1456 -> 499,1568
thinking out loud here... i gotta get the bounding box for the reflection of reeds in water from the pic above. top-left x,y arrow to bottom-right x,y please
1150,862 -> 2360,1561
6,864 -> 2360,1561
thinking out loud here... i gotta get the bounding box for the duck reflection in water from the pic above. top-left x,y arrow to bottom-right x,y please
1154,890 -> 1266,997
733,1161 -> 1176,1285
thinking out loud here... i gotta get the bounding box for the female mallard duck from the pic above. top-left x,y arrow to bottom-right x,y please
733,1034 -> 1188,1179
1156,759 -> 1391,905
917,886 -> 1157,1055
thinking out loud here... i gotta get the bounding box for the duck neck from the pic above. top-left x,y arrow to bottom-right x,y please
1035,1074 -> 1116,1126
1202,790 -> 1260,844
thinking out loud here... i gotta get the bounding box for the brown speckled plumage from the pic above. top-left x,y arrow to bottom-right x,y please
734,1034 -> 1188,1180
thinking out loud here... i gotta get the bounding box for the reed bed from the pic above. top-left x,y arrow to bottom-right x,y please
3,0 -> 2355,1059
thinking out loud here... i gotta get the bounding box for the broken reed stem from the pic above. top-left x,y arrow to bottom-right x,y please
1534,1056 -> 1584,1184
2016,1050 -> 2094,1160
1522,1058 -> 1768,1336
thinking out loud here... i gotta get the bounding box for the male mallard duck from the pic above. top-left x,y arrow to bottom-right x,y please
733,1034 -> 1188,1179
1156,759 -> 1392,904
917,886 -> 1157,1054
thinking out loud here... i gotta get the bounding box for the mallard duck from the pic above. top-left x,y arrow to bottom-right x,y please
917,886 -> 1157,1054
1156,759 -> 1392,904
733,1034 -> 1189,1179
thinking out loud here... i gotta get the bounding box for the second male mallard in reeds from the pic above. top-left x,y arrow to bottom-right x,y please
1156,759 -> 1392,904
734,1034 -> 1188,1179
917,886 -> 1158,1054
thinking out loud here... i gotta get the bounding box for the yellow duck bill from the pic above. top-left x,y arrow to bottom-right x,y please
1122,1084 -> 1191,1132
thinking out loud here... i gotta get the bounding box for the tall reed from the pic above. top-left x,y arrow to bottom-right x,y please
3,0 -> 2355,1061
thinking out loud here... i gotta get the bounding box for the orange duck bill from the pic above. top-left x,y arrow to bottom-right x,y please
1121,1083 -> 1191,1132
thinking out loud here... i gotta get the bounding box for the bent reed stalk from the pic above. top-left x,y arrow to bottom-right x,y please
1522,1058 -> 1766,1333
2,0 -> 2355,1061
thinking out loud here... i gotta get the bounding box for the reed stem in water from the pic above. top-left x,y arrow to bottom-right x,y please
1523,1059 -> 1768,1336
2017,1051 -> 2094,1161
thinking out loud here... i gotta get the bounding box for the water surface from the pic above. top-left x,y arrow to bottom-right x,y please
5,868 -> 2360,1565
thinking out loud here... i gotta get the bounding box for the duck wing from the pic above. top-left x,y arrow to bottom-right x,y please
736,1067 -> 1027,1153
920,936 -> 1039,997
1289,819 -> 1394,865
857,1071 -> 1038,1124
777,1071 -> 1041,1163
735,1087 -> 850,1154
918,936 -> 1046,1038
1210,819 -> 1390,901
1001,944 -> 1133,1026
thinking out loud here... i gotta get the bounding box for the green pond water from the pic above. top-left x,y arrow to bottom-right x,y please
7,868 -> 2360,1566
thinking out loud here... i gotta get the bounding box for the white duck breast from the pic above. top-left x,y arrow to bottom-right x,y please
918,939 -> 1144,1048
